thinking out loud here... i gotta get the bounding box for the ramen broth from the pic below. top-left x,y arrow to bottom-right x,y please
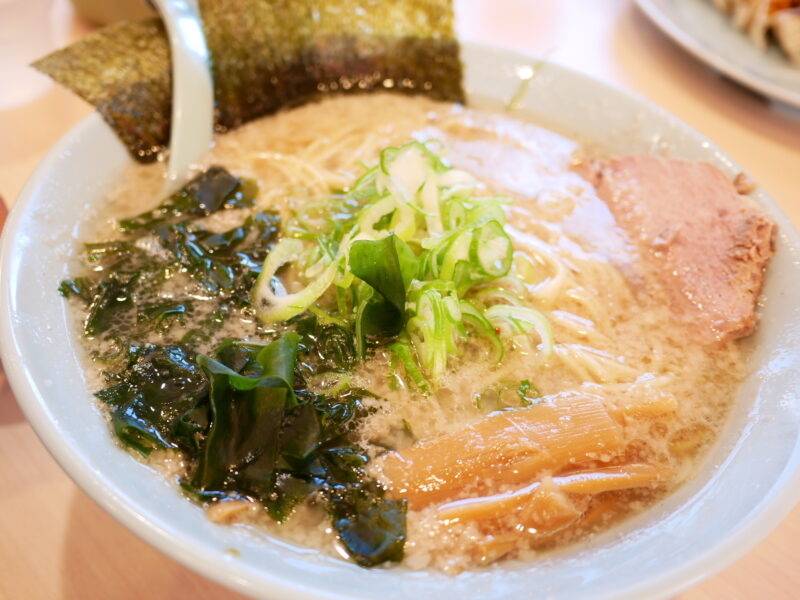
71,94 -> 747,571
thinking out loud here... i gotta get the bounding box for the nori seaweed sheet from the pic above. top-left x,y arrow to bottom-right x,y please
33,0 -> 464,163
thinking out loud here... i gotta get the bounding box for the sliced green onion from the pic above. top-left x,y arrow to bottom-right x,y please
253,238 -> 341,323
470,219 -> 513,278
451,260 -> 473,297
334,267 -> 355,289
485,304 -> 554,359
254,138 -> 553,388
349,166 -> 379,199
308,305 -> 349,328
511,250 -> 539,284
390,334 -> 430,393
459,300 -> 504,363
353,284 -> 373,359
441,196 -> 468,230
438,230 -> 471,281
336,286 -> 349,315
357,196 -> 396,239
408,297 -> 442,379
467,200 -> 506,224
388,201 -> 417,241
471,286 -> 524,307
380,144 -> 429,207
420,177 -> 442,235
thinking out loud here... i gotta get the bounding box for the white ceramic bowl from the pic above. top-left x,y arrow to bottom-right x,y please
2,43 -> 800,600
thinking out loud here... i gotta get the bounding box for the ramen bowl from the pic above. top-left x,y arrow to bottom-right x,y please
2,44 -> 800,600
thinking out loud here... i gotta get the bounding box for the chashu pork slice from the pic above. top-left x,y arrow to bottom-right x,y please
582,156 -> 776,343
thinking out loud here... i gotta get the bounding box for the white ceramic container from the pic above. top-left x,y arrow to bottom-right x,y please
2,43 -> 799,600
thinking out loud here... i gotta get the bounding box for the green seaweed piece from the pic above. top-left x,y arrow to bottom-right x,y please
96,345 -> 211,456
330,488 -> 407,567
84,273 -> 139,336
58,277 -> 93,304
119,166 -> 257,231
59,168 -> 278,342
34,0 -> 464,163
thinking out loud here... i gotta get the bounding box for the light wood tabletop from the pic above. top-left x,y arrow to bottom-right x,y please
1,1 -> 798,599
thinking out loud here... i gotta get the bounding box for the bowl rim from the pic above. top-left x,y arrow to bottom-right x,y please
2,41 -> 800,600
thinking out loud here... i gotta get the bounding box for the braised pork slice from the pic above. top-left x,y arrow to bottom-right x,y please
582,156 -> 776,342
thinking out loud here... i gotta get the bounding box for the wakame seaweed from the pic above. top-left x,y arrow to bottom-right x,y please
62,167 -> 278,342
94,333 -> 405,566
119,166 -> 258,231
291,312 -> 358,372
96,345 -> 210,456
349,234 -> 419,356
190,335 -> 405,565
61,165 -> 405,566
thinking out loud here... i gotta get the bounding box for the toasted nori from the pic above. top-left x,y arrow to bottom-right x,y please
33,0 -> 464,163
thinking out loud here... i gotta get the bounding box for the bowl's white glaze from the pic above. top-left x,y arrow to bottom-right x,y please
2,44 -> 799,600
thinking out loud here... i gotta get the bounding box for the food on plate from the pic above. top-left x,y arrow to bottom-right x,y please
709,0 -> 800,64
774,7 -> 800,63
58,93 -> 776,571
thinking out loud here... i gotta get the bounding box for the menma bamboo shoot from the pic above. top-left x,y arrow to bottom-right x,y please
377,392 -> 624,508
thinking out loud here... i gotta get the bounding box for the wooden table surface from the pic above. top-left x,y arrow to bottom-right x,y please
1,1 -> 799,598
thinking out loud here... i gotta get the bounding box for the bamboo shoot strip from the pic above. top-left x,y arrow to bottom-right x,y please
377,392 -> 624,508
437,464 -> 674,524
462,485 -> 586,563
466,492 -> 631,563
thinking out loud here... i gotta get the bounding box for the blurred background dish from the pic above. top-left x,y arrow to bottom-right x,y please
636,0 -> 800,108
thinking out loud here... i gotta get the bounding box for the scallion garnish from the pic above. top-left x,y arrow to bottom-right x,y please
253,141 -> 553,387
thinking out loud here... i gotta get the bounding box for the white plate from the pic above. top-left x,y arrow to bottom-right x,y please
636,0 -> 800,109
2,42 -> 800,600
